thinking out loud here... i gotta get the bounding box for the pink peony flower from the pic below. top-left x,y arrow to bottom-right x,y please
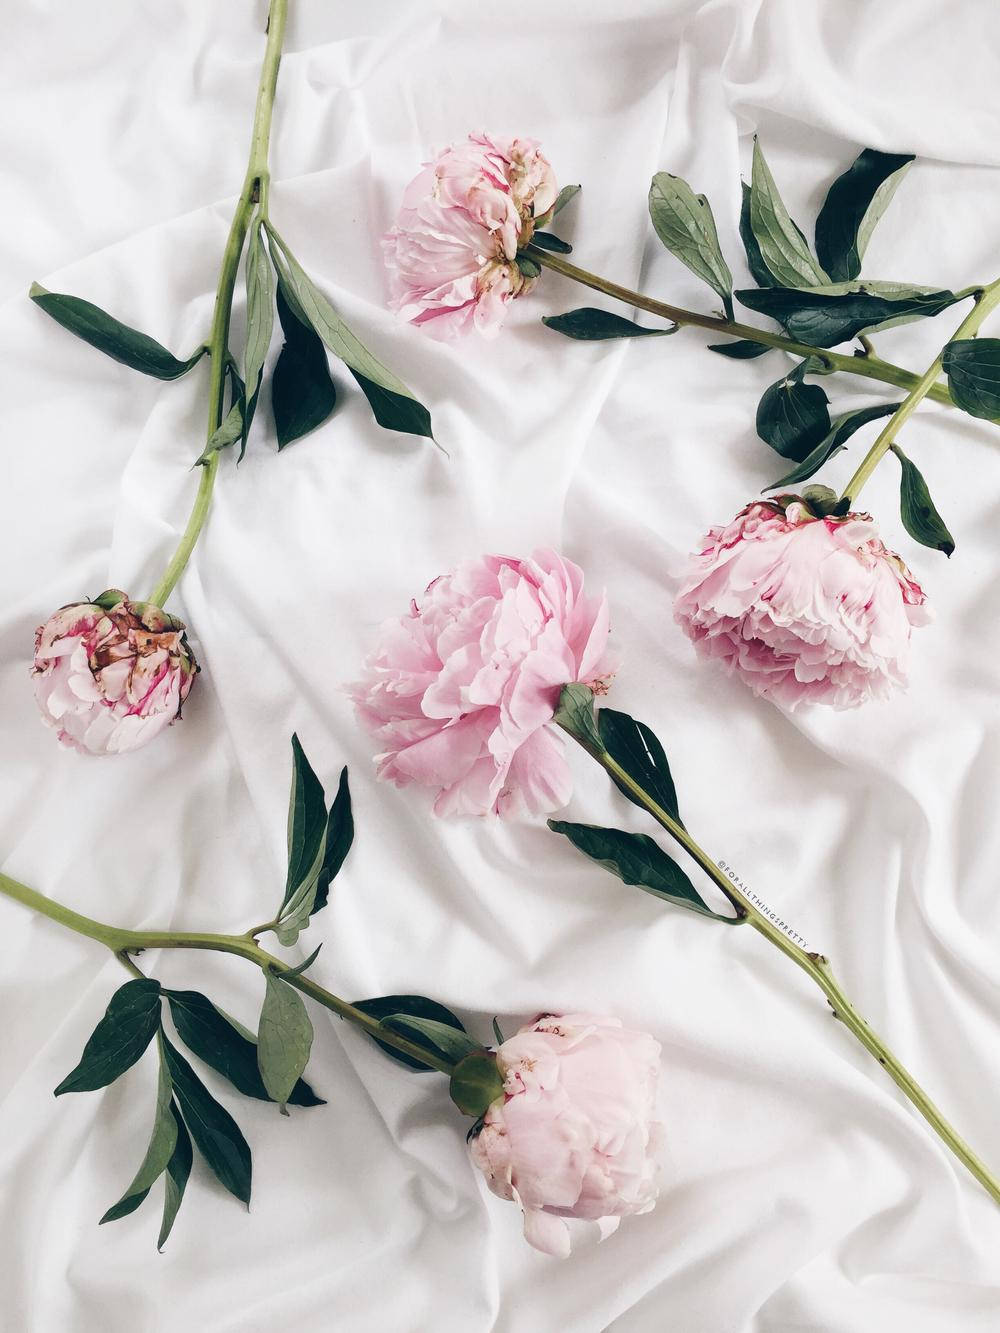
470,1013 -> 664,1257
350,551 -> 614,817
32,590 -> 198,755
383,132 -> 558,340
674,497 -> 931,709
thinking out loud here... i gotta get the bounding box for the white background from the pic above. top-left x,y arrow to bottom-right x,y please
3,1 -> 1000,1329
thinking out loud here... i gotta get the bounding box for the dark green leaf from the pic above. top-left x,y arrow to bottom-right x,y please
243,219 -> 274,399
279,733 -> 328,916
749,140 -> 829,287
196,398 -> 244,466
739,182 -> 776,288
161,1033 -> 252,1205
766,403 -> 897,488
891,444 -> 955,556
548,820 -> 730,920
736,283 -> 962,348
449,1052 -> 504,1118
314,766 -> 353,916
257,973 -> 314,1112
648,173 -> 734,318
29,284 -> 205,380
158,1103 -> 192,1251
552,683 -> 604,753
707,338 -> 772,359
942,338 -> 1000,420
381,1014 -> 480,1065
530,231 -> 572,254
55,979 -> 161,1095
551,184 -> 581,217
597,708 -> 682,825
815,150 -> 914,283
517,255 -> 542,279
280,945 -> 323,980
353,995 -> 467,1072
166,990 -> 324,1107
272,282 -> 337,449
542,308 -> 674,340
756,364 -> 831,460
491,1017 -> 505,1045
347,369 -> 433,441
100,1043 -> 177,1225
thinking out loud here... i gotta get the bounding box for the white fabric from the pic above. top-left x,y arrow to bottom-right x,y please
3,1 -> 1000,1328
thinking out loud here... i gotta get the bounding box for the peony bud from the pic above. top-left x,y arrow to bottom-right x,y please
674,497 -> 930,709
383,132 -> 558,340
469,1013 -> 664,1257
32,591 -> 198,755
349,551 -> 614,817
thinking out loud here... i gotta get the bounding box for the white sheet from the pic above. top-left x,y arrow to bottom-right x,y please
3,1 -> 1000,1329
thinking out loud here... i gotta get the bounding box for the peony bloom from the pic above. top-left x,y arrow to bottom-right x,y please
350,551 -> 614,817
32,590 -> 198,755
674,497 -> 930,709
470,1013 -> 664,1257
383,132 -> 558,340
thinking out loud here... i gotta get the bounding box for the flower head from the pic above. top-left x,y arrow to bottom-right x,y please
470,1013 -> 664,1256
674,497 -> 930,709
32,591 -> 198,755
350,550 -> 614,817
383,132 -> 558,340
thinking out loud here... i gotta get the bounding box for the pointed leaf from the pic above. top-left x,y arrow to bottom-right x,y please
353,995 -> 468,1072
348,369 -> 433,440
100,1043 -> 177,1224
749,141 -> 829,287
257,973 -> 314,1111
243,219 -> 274,400
648,173 -> 734,318
55,979 -> 161,1095
314,766 -> 353,916
166,990 -> 323,1106
542,308 -> 675,340
707,338 -> 772,359
736,283 -> 962,348
739,181 -> 777,288
942,338 -> 1000,420
815,150 -> 914,283
272,282 -> 337,448
890,444 -> 955,556
551,184 -> 581,217
280,734 -> 328,916
530,231 -> 572,254
158,1103 -> 192,1251
756,363 -> 831,460
380,1014 -> 480,1065
161,1034 -> 251,1205
553,683 -> 604,753
29,284 -> 205,380
766,403 -> 898,488
548,820 -> 732,920
597,709 -> 682,826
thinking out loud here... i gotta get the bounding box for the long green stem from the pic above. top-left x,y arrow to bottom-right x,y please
148,0 -> 288,608
0,869 -> 454,1077
559,727 -> 1000,1208
840,276 -> 1000,503
525,244 -> 958,407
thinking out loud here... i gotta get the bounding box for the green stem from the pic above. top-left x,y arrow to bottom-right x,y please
0,869 -> 454,1077
559,728 -> 1000,1208
525,244 -> 957,407
147,0 -> 288,608
840,276 -> 1000,504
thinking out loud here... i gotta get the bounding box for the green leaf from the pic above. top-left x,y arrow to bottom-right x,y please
265,225 -> 433,440
449,1052 -> 504,1118
161,1033 -> 252,1205
353,995 -> 468,1072
597,708 -> 682,825
766,403 -> 898,488
942,338 -> 1000,420
542,308 -> 675,340
648,173 -> 734,318
278,733 -> 328,934
196,398 -> 244,466
55,979 -> 162,1095
890,443 -> 955,556
257,973 -> 314,1112
158,1103 -> 192,1251
739,181 -> 777,288
492,1017 -> 505,1045
380,1014 -> 480,1065
736,283 -> 962,348
100,1042 -> 177,1225
749,140 -> 830,288
272,282 -> 337,449
243,219 -> 275,401
314,766 -> 353,916
281,945 -> 323,980
29,284 -> 205,380
547,820 -> 730,920
815,150 -> 914,283
707,338 -> 772,359
517,255 -> 542,279
530,231 -> 572,254
551,184 -> 581,217
756,363 -> 831,460
552,683 -> 604,753
166,990 -> 324,1107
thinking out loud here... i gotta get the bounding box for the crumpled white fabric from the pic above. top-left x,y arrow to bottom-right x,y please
2,1 -> 1000,1330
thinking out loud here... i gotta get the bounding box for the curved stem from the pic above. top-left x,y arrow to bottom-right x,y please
526,245 -> 957,407
560,731 -> 1000,1208
147,0 -> 288,608
840,276 -> 1000,504
0,869 -> 454,1077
